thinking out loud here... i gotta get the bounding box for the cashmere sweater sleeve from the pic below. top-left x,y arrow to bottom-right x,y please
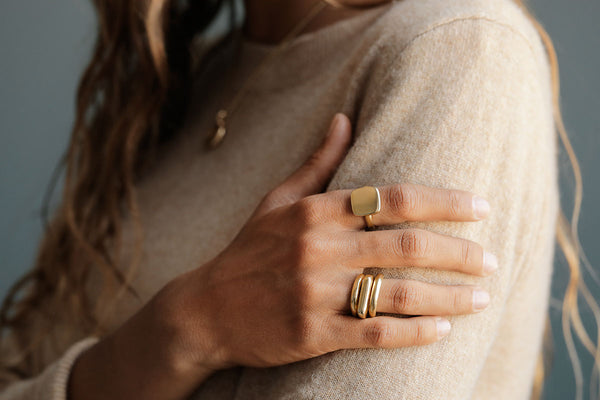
226,17 -> 559,400
0,336 -> 98,400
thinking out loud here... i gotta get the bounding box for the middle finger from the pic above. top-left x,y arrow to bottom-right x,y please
334,228 -> 497,276
304,182 -> 490,230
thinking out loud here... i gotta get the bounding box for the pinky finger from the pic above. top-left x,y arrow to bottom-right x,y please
333,315 -> 451,350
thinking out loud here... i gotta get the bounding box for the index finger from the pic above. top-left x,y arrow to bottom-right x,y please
305,182 -> 490,230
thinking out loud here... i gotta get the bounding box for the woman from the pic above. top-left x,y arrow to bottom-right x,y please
0,0 -> 596,399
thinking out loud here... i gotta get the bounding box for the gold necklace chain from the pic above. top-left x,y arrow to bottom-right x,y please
205,1 -> 330,150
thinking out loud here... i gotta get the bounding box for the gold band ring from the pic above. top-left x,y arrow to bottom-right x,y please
349,273 -> 385,318
350,274 -> 364,317
356,274 -> 374,319
350,186 -> 381,231
368,274 -> 384,317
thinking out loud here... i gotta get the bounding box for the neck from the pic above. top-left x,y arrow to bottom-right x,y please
241,0 -> 364,44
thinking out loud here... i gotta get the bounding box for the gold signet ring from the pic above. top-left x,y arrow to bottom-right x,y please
350,186 -> 381,230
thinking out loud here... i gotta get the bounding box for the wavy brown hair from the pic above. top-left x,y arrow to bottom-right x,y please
0,0 -> 233,382
0,1 -> 598,399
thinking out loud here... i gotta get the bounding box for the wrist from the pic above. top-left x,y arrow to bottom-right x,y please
144,279 -> 221,383
68,281 -> 220,400
145,268 -> 229,382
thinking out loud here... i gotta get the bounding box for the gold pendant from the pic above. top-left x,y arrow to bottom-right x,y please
206,109 -> 228,149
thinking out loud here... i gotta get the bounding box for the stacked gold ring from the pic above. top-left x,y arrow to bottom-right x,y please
350,273 -> 384,319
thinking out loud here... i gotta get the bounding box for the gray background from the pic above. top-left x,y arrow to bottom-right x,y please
0,0 -> 598,398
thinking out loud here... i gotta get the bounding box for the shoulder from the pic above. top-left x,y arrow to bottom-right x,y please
343,1 -> 555,167
359,0 -> 549,71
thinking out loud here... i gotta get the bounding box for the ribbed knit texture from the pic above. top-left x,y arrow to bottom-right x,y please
0,337 -> 98,399
0,0 -> 558,399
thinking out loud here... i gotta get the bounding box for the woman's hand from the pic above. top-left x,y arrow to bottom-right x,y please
168,117 -> 497,372
69,114 -> 496,400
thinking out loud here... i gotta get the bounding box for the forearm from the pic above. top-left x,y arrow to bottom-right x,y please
68,283 -> 217,400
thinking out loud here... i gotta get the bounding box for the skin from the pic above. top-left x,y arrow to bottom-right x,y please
69,114 -> 496,400
69,2 -> 497,399
243,0 -> 391,44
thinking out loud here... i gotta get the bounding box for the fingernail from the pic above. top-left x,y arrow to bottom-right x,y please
436,317 -> 451,339
472,196 -> 490,219
472,288 -> 490,312
483,251 -> 498,275
326,114 -> 341,138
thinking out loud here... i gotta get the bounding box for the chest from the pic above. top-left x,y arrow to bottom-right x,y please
115,65 -> 353,312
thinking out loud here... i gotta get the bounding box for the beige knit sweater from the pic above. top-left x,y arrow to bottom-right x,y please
0,0 -> 559,399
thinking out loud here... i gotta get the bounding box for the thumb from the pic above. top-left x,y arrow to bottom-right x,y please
259,113 -> 353,213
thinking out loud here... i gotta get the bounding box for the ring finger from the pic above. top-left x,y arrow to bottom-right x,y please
328,277 -> 489,316
374,278 -> 490,315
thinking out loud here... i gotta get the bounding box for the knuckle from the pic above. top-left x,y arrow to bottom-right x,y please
364,321 -> 391,347
260,190 -> 282,210
409,320 -> 428,344
293,231 -> 323,267
296,231 -> 314,254
298,230 -> 332,265
392,282 -> 423,313
450,287 -> 466,313
389,184 -> 420,218
394,229 -> 429,261
297,276 -> 322,309
459,240 -> 472,268
447,191 -> 463,218
294,197 -> 321,226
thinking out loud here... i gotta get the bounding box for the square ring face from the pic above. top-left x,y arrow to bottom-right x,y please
350,186 -> 381,216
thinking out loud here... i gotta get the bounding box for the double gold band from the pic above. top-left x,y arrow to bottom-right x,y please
350,273 -> 384,319
350,186 -> 381,230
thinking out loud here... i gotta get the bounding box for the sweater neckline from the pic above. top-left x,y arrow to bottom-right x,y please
238,2 -> 395,57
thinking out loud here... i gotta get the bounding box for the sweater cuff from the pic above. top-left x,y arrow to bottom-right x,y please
49,336 -> 99,400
